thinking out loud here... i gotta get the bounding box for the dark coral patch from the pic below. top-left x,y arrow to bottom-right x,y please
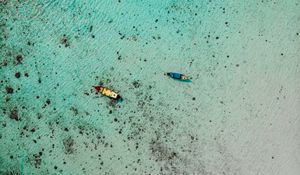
60,35 -> 70,47
5,86 -> 14,94
15,54 -> 23,64
132,80 -> 141,88
9,108 -> 19,121
15,72 -> 21,78
63,137 -> 75,154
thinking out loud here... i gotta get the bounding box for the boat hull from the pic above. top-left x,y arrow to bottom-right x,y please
94,86 -> 123,101
166,72 -> 191,82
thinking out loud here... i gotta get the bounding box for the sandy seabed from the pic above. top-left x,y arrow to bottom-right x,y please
0,0 -> 299,174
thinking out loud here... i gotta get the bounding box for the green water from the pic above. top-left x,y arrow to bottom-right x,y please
1,0 -> 299,174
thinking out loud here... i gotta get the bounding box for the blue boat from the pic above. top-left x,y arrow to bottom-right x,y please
165,72 -> 192,82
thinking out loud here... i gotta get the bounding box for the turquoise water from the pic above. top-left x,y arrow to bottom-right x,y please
1,0 -> 300,174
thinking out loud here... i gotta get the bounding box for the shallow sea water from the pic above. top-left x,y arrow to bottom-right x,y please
1,0 -> 300,174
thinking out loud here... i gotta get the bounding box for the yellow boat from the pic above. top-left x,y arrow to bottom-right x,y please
93,86 -> 122,101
